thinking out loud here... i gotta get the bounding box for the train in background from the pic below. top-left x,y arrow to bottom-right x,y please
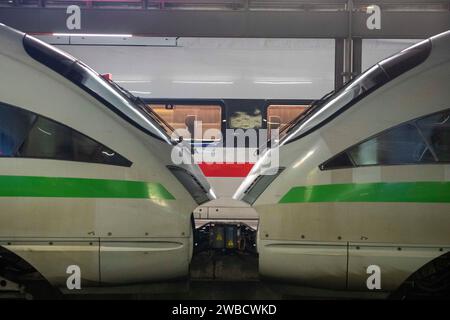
144,98 -> 311,228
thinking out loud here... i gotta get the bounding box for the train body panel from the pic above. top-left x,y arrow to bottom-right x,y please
236,31 -> 450,292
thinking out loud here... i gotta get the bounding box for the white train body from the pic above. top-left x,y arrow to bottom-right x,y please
0,24 -> 213,288
235,31 -> 450,293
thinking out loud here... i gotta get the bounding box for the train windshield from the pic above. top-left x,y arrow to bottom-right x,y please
281,38 -> 431,145
280,65 -> 389,145
23,35 -> 173,144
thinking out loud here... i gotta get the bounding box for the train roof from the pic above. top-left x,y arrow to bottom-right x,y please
0,23 -> 27,59
0,23 -> 176,145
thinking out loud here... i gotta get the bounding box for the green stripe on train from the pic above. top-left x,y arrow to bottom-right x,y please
279,182 -> 450,203
0,175 -> 175,200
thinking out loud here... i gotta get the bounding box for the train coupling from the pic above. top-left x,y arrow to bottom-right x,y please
194,222 -> 257,254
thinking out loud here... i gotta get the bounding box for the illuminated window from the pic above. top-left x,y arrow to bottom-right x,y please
0,102 -> 131,166
267,104 -> 309,139
228,103 -> 262,130
320,109 -> 450,170
149,104 -> 222,142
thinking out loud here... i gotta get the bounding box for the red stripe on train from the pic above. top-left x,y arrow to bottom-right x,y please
198,162 -> 254,177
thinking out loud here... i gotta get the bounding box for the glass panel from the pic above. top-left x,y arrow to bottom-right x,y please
23,34 -> 76,73
227,103 -> 262,130
417,110 -> 450,162
0,103 -> 131,166
348,124 -> 432,166
267,104 -> 309,139
150,104 -> 222,142
0,104 -> 36,157
321,152 -> 354,170
20,117 -> 79,160
18,117 -> 131,166
379,39 -> 432,80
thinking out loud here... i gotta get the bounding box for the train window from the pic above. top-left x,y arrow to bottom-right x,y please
416,110 -> 450,162
379,39 -> 432,80
150,104 -> 222,142
347,124 -> 432,166
322,152 -> 354,169
227,102 -> 262,130
321,110 -> 450,170
267,104 -> 309,139
22,33 -> 75,76
0,105 -> 36,156
267,105 -> 309,131
0,103 -> 132,167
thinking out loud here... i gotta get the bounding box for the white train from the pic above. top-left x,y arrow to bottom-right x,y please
0,24 -> 214,291
235,30 -> 450,296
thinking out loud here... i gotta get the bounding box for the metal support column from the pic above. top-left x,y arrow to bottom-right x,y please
335,38 -> 345,91
335,0 -> 365,90
352,37 -> 363,76
343,0 -> 354,84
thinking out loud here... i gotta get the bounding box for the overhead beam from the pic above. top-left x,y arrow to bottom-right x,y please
0,8 -> 349,38
353,11 -> 450,38
334,38 -> 345,91
0,7 -> 448,38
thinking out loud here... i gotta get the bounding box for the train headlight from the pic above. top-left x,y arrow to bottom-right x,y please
167,165 -> 211,205
240,167 -> 285,205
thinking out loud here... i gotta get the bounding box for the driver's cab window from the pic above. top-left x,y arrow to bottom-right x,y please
149,104 -> 222,143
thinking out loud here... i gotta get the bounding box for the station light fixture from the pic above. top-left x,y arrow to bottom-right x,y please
53,33 -> 133,38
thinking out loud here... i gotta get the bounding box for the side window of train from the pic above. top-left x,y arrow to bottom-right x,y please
267,104 -> 309,139
416,111 -> 450,161
227,101 -> 263,130
149,104 -> 222,143
320,109 -> 450,170
0,103 -> 131,167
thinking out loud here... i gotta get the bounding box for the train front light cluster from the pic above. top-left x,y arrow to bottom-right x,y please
167,165 -> 211,205
241,167 -> 285,205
